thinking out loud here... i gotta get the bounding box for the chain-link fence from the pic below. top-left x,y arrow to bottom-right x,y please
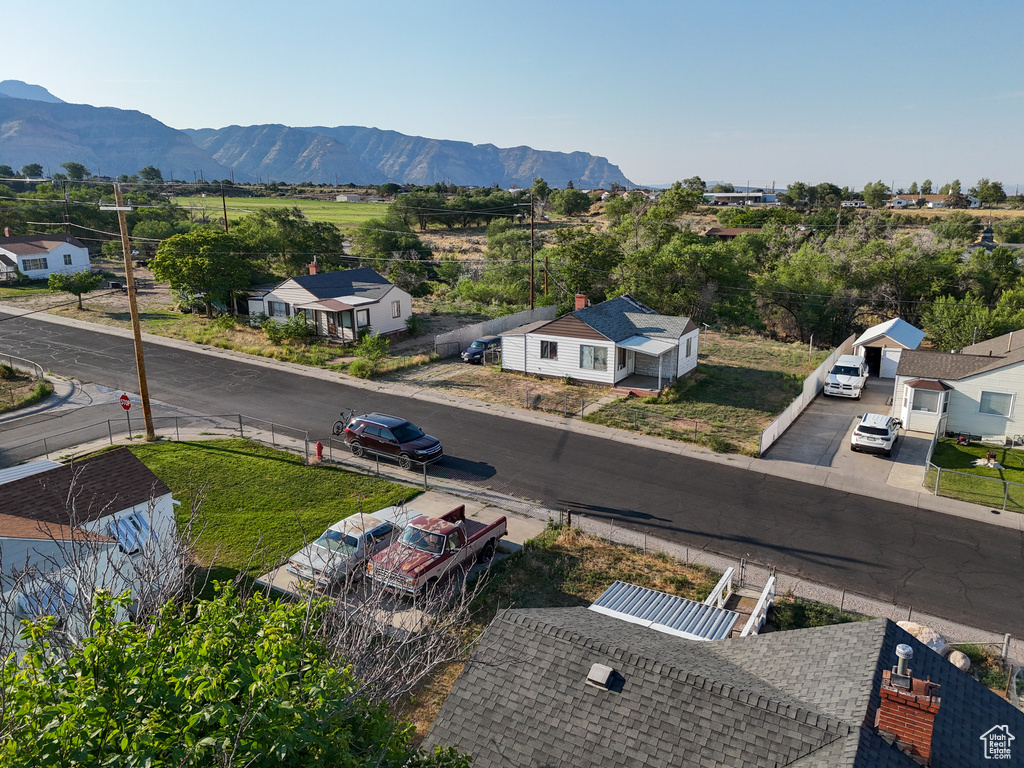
924,462 -> 1024,512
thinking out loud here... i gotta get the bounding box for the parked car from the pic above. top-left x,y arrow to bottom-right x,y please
461,335 -> 501,363
850,413 -> 902,456
824,354 -> 868,399
366,504 -> 507,596
343,412 -> 443,470
286,505 -> 418,588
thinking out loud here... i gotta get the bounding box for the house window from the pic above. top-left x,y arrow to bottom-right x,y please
107,511 -> 153,555
580,345 -> 607,371
63,254 -> 73,266
392,300 -> 401,318
22,257 -> 47,271
15,581 -> 75,622
686,337 -> 692,357
617,347 -> 626,370
357,309 -> 370,328
911,389 -> 939,413
541,340 -> 558,360
980,391 -> 1013,417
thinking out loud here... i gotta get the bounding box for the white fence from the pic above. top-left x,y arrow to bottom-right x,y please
758,334 -> 855,455
434,305 -> 556,358
1,354 -> 45,380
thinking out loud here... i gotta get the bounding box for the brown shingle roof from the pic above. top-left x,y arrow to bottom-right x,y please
896,347 -> 1024,380
904,378 -> 952,391
0,449 -> 170,530
0,234 -> 86,255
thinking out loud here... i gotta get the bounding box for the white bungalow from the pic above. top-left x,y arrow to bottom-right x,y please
251,266 -> 411,341
501,294 -> 699,390
0,232 -> 90,282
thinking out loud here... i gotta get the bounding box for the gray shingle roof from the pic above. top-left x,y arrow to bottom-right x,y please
571,295 -> 697,342
425,608 -> 1024,767
896,348 -> 1024,380
283,267 -> 393,301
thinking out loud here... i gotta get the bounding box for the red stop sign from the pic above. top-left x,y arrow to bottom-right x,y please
119,393 -> 132,411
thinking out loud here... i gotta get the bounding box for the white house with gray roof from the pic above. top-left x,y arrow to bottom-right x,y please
501,294 -> 699,389
0,232 -> 90,282
892,328 -> 1024,439
252,266 -> 411,341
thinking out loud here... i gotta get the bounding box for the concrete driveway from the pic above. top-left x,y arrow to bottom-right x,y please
763,378 -> 908,483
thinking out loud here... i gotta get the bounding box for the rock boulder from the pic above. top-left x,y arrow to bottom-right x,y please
896,621 -> 951,658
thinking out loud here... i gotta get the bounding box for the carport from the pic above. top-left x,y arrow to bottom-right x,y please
853,318 -> 925,379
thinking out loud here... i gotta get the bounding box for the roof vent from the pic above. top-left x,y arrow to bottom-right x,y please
586,663 -> 614,690
893,644 -> 914,688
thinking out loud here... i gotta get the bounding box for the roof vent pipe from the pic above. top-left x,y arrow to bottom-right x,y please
896,644 -> 913,676
1009,332 -> 1014,353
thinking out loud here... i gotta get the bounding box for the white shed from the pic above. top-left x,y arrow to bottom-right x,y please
853,318 -> 925,379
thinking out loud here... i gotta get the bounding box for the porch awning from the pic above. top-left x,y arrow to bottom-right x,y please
617,335 -> 676,356
296,299 -> 356,312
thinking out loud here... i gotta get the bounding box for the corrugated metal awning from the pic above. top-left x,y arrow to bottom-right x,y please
589,581 -> 738,641
617,335 -> 676,356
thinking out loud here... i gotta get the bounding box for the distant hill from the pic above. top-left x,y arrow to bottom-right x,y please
0,82 -> 633,188
0,80 -> 64,103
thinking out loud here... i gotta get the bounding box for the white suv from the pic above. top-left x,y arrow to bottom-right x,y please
850,413 -> 902,456
824,354 -> 868,399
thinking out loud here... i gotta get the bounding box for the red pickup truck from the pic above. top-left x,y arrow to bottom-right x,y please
366,504 -> 506,595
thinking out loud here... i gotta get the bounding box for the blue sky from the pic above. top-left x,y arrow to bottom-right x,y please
6,1 -> 1023,189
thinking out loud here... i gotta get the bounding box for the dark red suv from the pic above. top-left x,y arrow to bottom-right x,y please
343,413 -> 443,469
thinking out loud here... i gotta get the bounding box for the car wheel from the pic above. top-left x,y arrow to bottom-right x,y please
350,440 -> 364,458
332,420 -> 346,436
478,539 -> 496,562
399,453 -> 413,470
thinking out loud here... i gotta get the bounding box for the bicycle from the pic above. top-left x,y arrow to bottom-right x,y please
333,408 -> 356,436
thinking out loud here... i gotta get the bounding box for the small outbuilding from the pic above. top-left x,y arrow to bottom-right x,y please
853,318 -> 925,379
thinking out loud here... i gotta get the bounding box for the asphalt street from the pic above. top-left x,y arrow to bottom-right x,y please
2,310 -> 1023,635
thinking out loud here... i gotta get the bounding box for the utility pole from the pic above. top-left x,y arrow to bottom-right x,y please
530,193 -> 535,310
61,181 -> 72,234
220,183 -> 230,233
102,185 -> 155,440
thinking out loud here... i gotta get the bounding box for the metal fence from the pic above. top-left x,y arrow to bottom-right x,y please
1,353 -> 45,380
758,334 -> 855,455
923,462 -> 1024,512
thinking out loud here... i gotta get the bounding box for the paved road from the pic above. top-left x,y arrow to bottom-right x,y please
2,311 -> 1023,634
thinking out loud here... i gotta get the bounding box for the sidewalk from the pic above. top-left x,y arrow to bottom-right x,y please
3,299 -> 1021,536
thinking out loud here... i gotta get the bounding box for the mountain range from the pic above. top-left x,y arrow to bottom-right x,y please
0,81 -> 632,188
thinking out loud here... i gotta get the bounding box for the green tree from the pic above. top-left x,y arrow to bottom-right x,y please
138,165 -> 164,182
60,161 -> 90,180
48,270 -> 104,310
908,181 -> 919,196
20,163 -> 42,178
861,180 -> 890,209
709,182 -> 735,193
232,207 -> 347,274
0,588 -> 468,768
970,178 -> 1006,206
0,165 -> 14,177
547,225 -> 622,300
921,179 -> 933,195
993,217 -> 1024,243
682,176 -> 707,193
350,210 -> 431,289
152,229 -> 250,317
920,296 -> 994,352
929,211 -> 979,244
531,177 -> 551,203
548,188 -> 592,216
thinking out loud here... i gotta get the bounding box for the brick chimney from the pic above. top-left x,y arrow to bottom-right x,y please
574,293 -> 588,311
308,261 -> 319,275
874,645 -> 940,765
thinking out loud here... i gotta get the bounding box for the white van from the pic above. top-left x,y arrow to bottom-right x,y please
824,354 -> 868,399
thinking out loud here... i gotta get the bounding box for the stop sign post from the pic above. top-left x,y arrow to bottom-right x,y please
120,393 -> 132,438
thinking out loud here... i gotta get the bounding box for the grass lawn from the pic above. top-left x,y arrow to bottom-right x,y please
172,196 -> 389,229
0,366 -> 52,414
0,280 -> 51,299
585,331 -> 830,455
129,439 -> 416,582
926,438 -> 1024,511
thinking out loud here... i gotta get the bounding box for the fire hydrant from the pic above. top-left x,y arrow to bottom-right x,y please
315,440 -> 324,461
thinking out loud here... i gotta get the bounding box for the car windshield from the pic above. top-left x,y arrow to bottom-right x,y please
314,529 -> 360,555
470,340 -> 485,349
832,366 -> 860,376
391,422 -> 425,442
400,526 -> 444,554
858,425 -> 890,436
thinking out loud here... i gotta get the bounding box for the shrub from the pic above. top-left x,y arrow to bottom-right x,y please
355,332 -> 391,375
0,364 -> 14,381
261,314 -> 311,344
214,314 -> 236,331
348,359 -> 373,378
406,313 -> 422,337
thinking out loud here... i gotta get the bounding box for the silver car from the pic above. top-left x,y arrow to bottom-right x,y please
286,505 -> 417,588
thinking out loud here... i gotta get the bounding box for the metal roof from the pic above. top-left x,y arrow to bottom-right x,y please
853,318 -> 925,351
617,335 -> 677,356
0,460 -> 61,486
588,581 -> 738,641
